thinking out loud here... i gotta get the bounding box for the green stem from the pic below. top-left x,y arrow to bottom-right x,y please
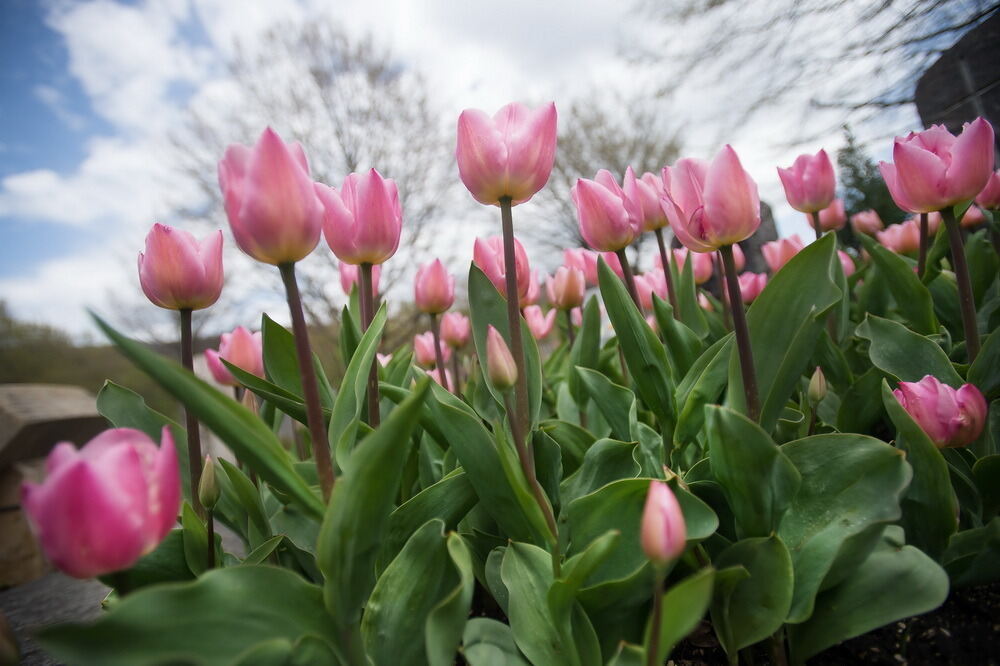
720,245 -> 760,422
564,309 -> 576,348
646,569 -> 666,666
810,211 -> 822,241
206,509 -> 215,570
450,352 -> 462,397
942,207 -> 980,361
769,628 -> 789,666
359,263 -> 381,428
179,308 -> 204,519
917,212 -> 929,278
615,248 -> 640,307
499,197 -> 531,464
429,313 -> 450,392
653,228 -> 679,316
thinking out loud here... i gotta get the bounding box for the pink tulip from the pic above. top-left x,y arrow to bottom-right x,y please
661,146 -> 761,253
427,367 -> 455,392
486,325 -> 518,389
837,250 -> 856,278
474,236 -> 531,300
635,270 -> 668,311
21,427 -> 180,579
624,168 -> 670,231
698,292 -> 714,312
317,169 -> 402,266
377,353 -> 393,367
761,235 -> 805,273
205,327 -> 264,386
664,248 -> 714,284
879,118 -> 995,213
520,270 -> 543,308
414,259 -> 455,314
524,305 -> 556,340
876,220 -> 921,254
138,224 -> 223,311
960,205 -> 987,229
777,149 -> 837,213
413,331 -> 450,368
640,480 -> 687,566
733,272 -> 767,304
563,248 -> 591,283
851,210 -> 884,235
547,266 -> 586,310
808,198 -> 847,232
339,263 -> 381,297
570,307 -> 583,327
976,170 -> 1000,210
218,127 -> 323,265
572,170 -> 642,252
440,312 -> 471,349
728,243 -> 746,272
893,376 -> 987,448
456,102 -> 558,206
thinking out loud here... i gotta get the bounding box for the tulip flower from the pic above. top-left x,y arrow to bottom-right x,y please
837,250 -> 856,278
879,119 -> 995,214
572,170 -> 642,252
664,248 -> 714,284
624,167 -> 670,232
850,210 -> 884,235
876,220 -> 921,254
734,272 -> 767,304
138,224 -> 223,311
960,205 -> 987,229
427,367 -> 455,392
441,312 -> 471,349
585,250 -> 624,281
474,236 -> 531,300
761,235 -> 805,273
317,169 -> 402,266
455,102 -> 557,206
339,263 -> 381,297
21,427 -> 180,579
893,376 -> 987,448
414,331 -> 451,368
635,271 -> 668,311
486,325 -> 518,390
377,353 -> 393,366
414,259 -> 455,314
524,305 -> 556,340
640,480 -> 687,566
520,270 -> 543,308
570,307 -> 583,327
563,248 -> 591,282
808,198 -> 847,233
218,127 -> 323,265
777,149 -> 837,214
205,327 -> 264,387
808,367 -> 828,405
661,146 -> 761,253
698,292 -> 714,312
976,170 -> 1000,210
547,266 -> 586,311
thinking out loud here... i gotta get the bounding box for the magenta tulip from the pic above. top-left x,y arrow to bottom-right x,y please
640,480 -> 687,566
21,427 -> 180,579
474,236 -> 531,300
777,149 -> 837,213
976,170 -> 1000,210
415,259 -> 455,314
524,305 -> 556,340
547,266 -> 586,311
456,102 -> 557,206
414,331 -> 450,368
850,210 -> 884,235
317,168 -> 402,266
205,327 -> 264,386
440,312 -> 471,349
761,235 -> 805,273
624,167 -> 670,232
876,221 -> 921,254
218,127 -> 322,265
808,198 -> 847,232
837,250 -> 856,278
893,376 -> 987,448
486,325 -> 518,390
138,223 -> 223,311
572,170 -> 642,252
339,263 -> 381,297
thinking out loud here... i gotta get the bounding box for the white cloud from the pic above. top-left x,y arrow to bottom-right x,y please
33,84 -> 88,130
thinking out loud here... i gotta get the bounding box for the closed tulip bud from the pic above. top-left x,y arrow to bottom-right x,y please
473,236 -> 531,300
960,205 -> 987,229
317,168 -> 402,266
662,146 -> 761,253
808,198 -> 847,232
339,263 -> 381,297
761,235 -> 805,273
572,170 -> 642,252
976,170 -> 1000,210
205,326 -> 264,387
893,376 -> 987,448
808,366 -> 827,405
879,118 -> 995,213
218,127 -> 323,264
640,480 -> 687,567
456,102 -> 557,206
198,456 -> 220,511
635,270 -> 668,311
668,248 -> 714,284
520,270 -> 543,308
524,305 -> 556,340
777,149 -> 837,213
486,325 -> 518,390
415,259 -> 455,314
876,220 -> 921,254
547,266 -> 586,310
734,272 -> 767,304
624,167 -> 670,231
21,427 -> 180,579
414,331 -> 450,368
427,367 -> 455,392
440,312 -> 471,349
850,210 -> 883,235
837,250 -> 856,278
138,224 -> 223,311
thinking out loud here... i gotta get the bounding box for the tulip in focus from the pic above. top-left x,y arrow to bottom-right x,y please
808,366 -> 828,405
838,250 -> 856,278
777,149 -> 837,213
138,224 -> 223,311
414,259 -> 456,314
21,427 -> 180,579
850,210 -> 884,235
876,220 -> 922,254
474,236 -> 531,300
440,312 -> 471,349
976,170 -> 1000,209
572,170 -> 642,252
486,325 -> 518,390
414,331 -> 451,368
218,127 -> 323,265
808,198 -> 847,232
317,169 -> 402,266
339,263 -> 381,297
547,266 -> 586,311
893,376 -> 987,448
205,327 -> 264,386
761,235 -> 805,273
640,480 -> 687,566
734,272 -> 767,304
879,118 -> 995,213
524,305 -> 556,340
456,102 -> 558,206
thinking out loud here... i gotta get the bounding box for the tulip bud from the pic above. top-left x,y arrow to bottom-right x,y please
572,170 -> 642,252
205,326 -> 264,387
808,366 -> 827,405
440,312 -> 471,349
837,250 -> 856,278
339,263 -> 381,297
777,149 -> 836,213
414,259 -> 455,314
486,325 -> 517,390
761,235 -> 805,273
523,305 -> 556,340
198,455 -> 220,511
960,205 -> 987,229
473,236 -> 531,300
317,169 -> 402,266
414,331 -> 450,368
808,198 -> 847,232
546,266 -> 586,310
876,220 -> 921,254
893,376 -> 987,448
640,480 -> 687,567
624,167 -> 670,231
138,224 -> 223,311
850,210 -> 883,235
976,169 -> 1000,210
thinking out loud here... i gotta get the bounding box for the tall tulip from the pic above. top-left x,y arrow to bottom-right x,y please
894,376 -> 987,448
441,312 -> 471,349
626,168 -> 678,311
850,210 -> 883,236
416,259 -> 456,391
138,224 -> 223,312
778,149 -> 836,239
205,327 -> 264,387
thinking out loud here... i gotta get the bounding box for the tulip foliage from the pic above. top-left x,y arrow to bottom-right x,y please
28,113 -> 1000,666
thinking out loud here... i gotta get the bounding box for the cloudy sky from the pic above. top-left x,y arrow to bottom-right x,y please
0,0 -> 923,338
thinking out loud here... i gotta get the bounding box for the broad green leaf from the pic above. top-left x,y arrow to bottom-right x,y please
576,367 -> 637,442
97,529 -> 193,592
461,618 -> 530,666
560,438 -> 641,508
855,314 -> 963,387
218,458 -> 272,549
568,296 -> 603,407
224,362 -> 316,427
974,454 -> 1000,520
671,248 -> 709,338
969,328 -> 1000,400
242,535 -> 284,565
427,533 -> 477,666
261,314 -> 334,408
674,335 -> 733,446
646,567 -> 715,663
339,304 -> 362,370
539,419 -> 596,475
652,296 -> 703,379
857,234 -> 938,334
942,517 -> 1000,587
836,367 -> 885,434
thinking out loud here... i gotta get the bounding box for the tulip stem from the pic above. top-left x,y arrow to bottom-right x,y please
450,353 -> 462,396
179,308 -> 204,519
206,508 -> 215,570
499,197 -> 531,464
359,263 -> 381,428
716,254 -> 732,331
278,262 -> 335,502
720,245 -> 760,422
942,208 -> 980,361
810,211 -> 822,241
429,313 -> 450,392
653,228 -> 679,316
769,628 -> 789,666
564,309 -> 576,347
615,248 -> 641,307
646,569 -> 666,666
918,212 -> 930,278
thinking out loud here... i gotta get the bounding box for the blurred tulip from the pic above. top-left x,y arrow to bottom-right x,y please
976,170 -> 1000,209
635,270 -> 668,311
761,235 -> 805,273
547,266 -> 586,310
414,259 -> 455,314
520,270 -> 543,308
584,249 -> 624,281
850,210 -> 884,235
837,250 -> 856,278
138,224 -> 223,311
640,480 -> 687,566
572,170 -> 642,252
570,307 -> 583,327
734,272 -> 767,304
21,427 -> 180,578
698,292 -> 714,312
205,327 -> 264,386
317,168 -> 402,266
777,149 -> 837,213
563,248 -> 591,283
339,263 -> 381,297
808,198 -> 847,232
456,102 -> 557,206
486,325 -> 518,390
414,331 -> 451,367
879,118 -> 995,213
624,168 -> 670,231
876,220 -> 921,254
440,312 -> 471,348
198,455 -> 220,512
665,248 -> 714,284
427,367 -> 455,392
524,305 -> 556,340
960,205 -> 987,229
376,353 -> 393,367
474,236 -> 531,299
218,127 -> 322,264
894,376 -> 987,448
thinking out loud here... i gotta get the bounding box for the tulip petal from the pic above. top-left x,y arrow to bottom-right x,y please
893,140 -> 949,213
946,118 -> 996,203
456,109 -> 507,205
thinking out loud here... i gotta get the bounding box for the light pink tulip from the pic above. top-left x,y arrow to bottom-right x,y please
440,312 -> 471,349
837,250 -> 856,278
808,198 -> 847,232
894,376 -> 987,449
520,270 -> 543,308
976,170 -> 1000,210
563,248 -> 591,283
205,327 -> 264,386
21,427 -> 180,579
879,118 -> 995,213
851,210 -> 884,235
661,146 -> 761,253
664,248 -> 714,284
377,353 -> 393,367
524,305 -> 556,340
585,249 -> 624,281
413,331 -> 450,368
698,292 -> 714,312
317,168 -> 402,265
777,149 -> 837,213
486,325 -> 518,389
138,224 -> 223,311
761,235 -> 805,273
733,272 -> 767,304
339,263 -> 381,297
547,266 -> 586,311
570,307 -> 583,327
960,205 -> 987,229
474,236 -> 531,300
640,480 -> 687,566
414,259 -> 455,314
456,102 -> 558,206
624,168 -> 670,231
635,270 -> 668,311
876,220 -> 921,254
427,367 -> 455,392
572,170 -> 642,252
218,127 -> 323,265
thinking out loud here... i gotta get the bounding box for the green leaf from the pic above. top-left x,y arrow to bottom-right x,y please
969,328 -> 1000,400
539,419 -> 596,475
671,248 -> 709,338
38,566 -> 336,666
652,296 -> 703,379
942,517 -> 1000,587
646,567 -> 715,663
262,314 -> 334,409
836,367 -> 885,434
339,304 -> 362,370
224,362 -> 315,427
575,367 -> 637,442
218,458 -> 272,548
461,618 -> 530,666
560,439 -> 641,508
317,379 -> 429,634
974,454 -> 1000,520
855,314 -> 963,387
91,313 -> 324,519
242,535 -> 284,565
674,335 -> 733,446
98,530 -> 193,591
857,234 -> 938,334
568,296 -> 603,407
427,533 -> 477,666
